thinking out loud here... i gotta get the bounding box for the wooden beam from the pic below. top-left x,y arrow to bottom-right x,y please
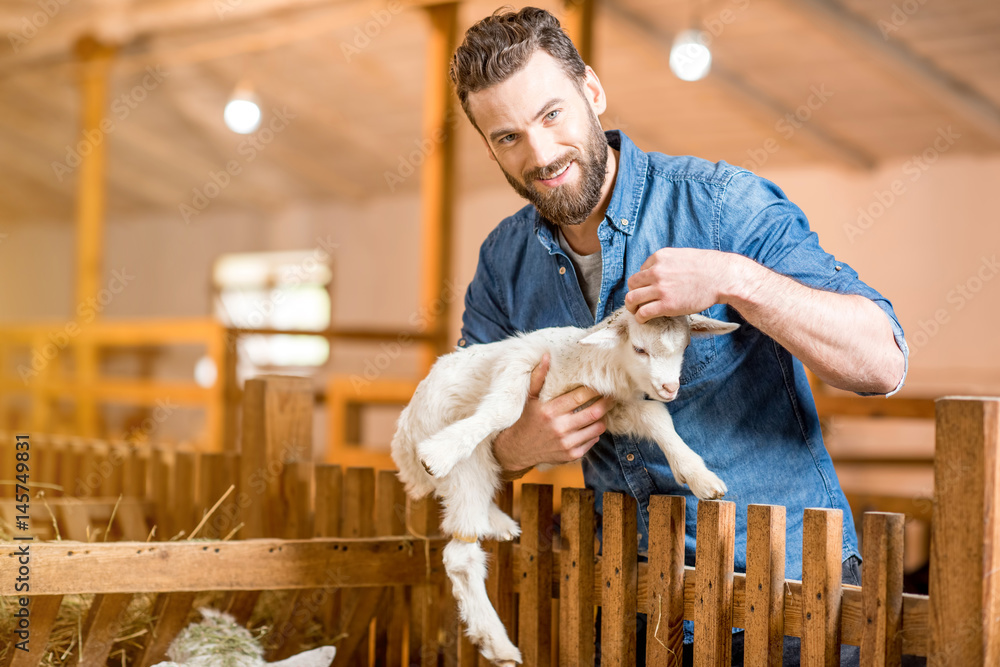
0,536 -> 934,656
604,1 -> 877,170
781,0 -> 1000,148
73,35 -> 115,310
0,537 -> 449,596
0,0 -> 360,74
418,1 -> 459,363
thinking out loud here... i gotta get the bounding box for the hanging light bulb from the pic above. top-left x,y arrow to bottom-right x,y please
669,29 -> 712,82
224,85 -> 261,134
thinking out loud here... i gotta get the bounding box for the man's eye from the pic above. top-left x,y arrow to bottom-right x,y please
499,134 -> 516,144
546,109 -> 560,121
633,346 -> 647,355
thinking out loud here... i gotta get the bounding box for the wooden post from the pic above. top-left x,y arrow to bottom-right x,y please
520,484 -> 554,667
562,0 -> 595,64
342,467 -> 376,667
646,495 -> 686,667
228,375 -> 313,623
418,1 -> 459,366
693,500 -> 735,667
928,397 -> 1000,666
745,504 -> 786,667
238,375 -> 313,539
375,470 -> 408,665
408,494 -> 442,667
801,508 -> 844,667
601,491 -> 639,667
560,488 -> 595,667
73,36 -> 115,438
861,512 -> 904,667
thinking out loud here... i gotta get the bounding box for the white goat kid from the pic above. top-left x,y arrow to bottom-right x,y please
390,306 -> 738,666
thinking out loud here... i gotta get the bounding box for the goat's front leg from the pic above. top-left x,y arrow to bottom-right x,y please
613,401 -> 727,500
417,361 -> 535,478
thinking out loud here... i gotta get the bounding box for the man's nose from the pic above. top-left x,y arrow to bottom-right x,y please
524,132 -> 560,175
662,382 -> 680,394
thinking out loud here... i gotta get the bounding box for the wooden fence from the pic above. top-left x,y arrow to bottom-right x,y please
1,382 -> 997,666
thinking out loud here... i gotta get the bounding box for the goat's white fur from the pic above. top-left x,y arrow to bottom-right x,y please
391,306 -> 738,666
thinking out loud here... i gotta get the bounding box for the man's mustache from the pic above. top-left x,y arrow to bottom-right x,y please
525,152 -> 579,182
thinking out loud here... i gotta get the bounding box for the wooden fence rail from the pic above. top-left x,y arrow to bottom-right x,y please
0,386 -> 996,667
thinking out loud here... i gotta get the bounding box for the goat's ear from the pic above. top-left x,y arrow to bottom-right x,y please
689,314 -> 739,337
579,323 -> 623,348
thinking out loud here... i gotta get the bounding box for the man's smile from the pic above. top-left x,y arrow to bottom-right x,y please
536,160 -> 575,187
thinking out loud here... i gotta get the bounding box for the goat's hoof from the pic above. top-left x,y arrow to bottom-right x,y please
688,471 -> 727,500
480,641 -> 522,666
416,445 -> 457,478
486,509 -> 521,541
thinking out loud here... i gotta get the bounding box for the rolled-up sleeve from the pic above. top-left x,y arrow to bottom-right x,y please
720,170 -> 908,396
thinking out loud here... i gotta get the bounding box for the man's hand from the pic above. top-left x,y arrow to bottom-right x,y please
492,352 -> 614,475
625,248 -> 737,323
625,246 -> 904,395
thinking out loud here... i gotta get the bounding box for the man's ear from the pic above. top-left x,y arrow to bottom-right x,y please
688,314 -> 740,337
582,66 -> 607,117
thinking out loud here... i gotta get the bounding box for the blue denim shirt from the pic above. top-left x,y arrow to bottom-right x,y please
458,130 -> 908,635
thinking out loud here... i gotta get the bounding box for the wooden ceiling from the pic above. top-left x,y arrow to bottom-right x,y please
1,0 -> 999,223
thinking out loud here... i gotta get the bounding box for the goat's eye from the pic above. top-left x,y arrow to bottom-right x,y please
633,346 -> 647,356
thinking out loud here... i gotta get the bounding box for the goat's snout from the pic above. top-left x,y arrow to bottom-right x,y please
657,381 -> 680,401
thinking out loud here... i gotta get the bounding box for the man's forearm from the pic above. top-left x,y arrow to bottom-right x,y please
721,254 -> 905,394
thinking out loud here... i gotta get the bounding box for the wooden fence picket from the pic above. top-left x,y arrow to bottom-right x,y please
374,469 -> 408,666
745,504 -> 786,667
693,500 -> 735,667
519,483 -> 554,667
801,508 -> 844,667
861,511 -> 904,667
559,487 -> 595,667
601,490 -> 638,667
646,494 -> 686,667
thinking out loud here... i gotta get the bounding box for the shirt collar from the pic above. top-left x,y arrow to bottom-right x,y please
532,129 -> 648,246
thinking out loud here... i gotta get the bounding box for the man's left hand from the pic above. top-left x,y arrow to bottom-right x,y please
625,248 -> 739,323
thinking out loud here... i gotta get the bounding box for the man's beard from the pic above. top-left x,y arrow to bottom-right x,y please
499,112 -> 609,227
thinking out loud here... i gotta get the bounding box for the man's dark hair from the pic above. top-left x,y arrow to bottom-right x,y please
449,6 -> 586,131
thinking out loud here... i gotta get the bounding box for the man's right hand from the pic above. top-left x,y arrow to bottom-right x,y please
492,352 -> 614,476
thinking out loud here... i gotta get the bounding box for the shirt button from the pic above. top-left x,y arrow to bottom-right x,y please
559,267 -> 566,275
626,453 -> 635,462
620,218 -> 628,227
458,338 -> 466,347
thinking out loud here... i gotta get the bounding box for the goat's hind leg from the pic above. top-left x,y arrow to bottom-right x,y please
444,539 -> 522,666
417,360 -> 536,478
